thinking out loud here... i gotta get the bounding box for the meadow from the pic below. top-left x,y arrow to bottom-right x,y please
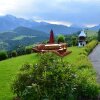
0,45 -> 97,99
0,46 -> 83,100
0,53 -> 38,100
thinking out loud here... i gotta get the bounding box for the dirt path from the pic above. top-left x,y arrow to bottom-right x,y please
89,44 -> 100,82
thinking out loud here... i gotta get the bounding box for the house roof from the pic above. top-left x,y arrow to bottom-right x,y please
79,30 -> 86,37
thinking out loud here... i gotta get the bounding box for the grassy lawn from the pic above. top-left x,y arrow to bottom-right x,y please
64,46 -> 83,63
0,53 -> 38,100
0,46 -> 83,99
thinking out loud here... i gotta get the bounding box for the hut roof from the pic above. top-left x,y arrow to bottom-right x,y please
79,30 -> 86,37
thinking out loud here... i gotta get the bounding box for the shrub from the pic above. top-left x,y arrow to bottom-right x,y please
16,46 -> 26,56
57,35 -> 65,43
76,54 -> 92,69
12,53 -> 100,100
76,69 -> 100,99
0,51 -> 8,61
84,40 -> 98,54
11,50 -> 17,57
25,47 -> 32,54
76,40 -> 98,69
73,40 -> 100,99
79,40 -> 98,58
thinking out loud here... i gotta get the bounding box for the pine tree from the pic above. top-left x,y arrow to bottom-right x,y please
98,29 -> 100,42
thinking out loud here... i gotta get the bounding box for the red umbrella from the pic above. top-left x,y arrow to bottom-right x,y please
49,29 -> 54,44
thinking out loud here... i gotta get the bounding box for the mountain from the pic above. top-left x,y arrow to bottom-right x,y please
89,24 -> 100,31
14,26 -> 49,37
0,15 -> 40,32
0,14 -> 83,51
0,27 -> 49,50
32,24 -> 81,35
70,24 -> 86,28
85,29 -> 97,37
0,14 -> 81,34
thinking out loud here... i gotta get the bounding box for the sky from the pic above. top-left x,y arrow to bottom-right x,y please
0,0 -> 100,27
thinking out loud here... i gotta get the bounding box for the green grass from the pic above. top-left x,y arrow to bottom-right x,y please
64,46 -> 83,63
0,53 -> 38,100
0,47 -> 83,99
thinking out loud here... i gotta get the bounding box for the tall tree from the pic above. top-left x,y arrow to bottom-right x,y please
98,29 -> 100,42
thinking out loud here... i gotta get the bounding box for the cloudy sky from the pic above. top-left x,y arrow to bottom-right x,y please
0,0 -> 100,27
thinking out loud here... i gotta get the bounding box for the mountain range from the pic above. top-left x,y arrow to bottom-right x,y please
0,14 -> 82,34
90,24 -> 100,31
0,14 -> 100,34
0,14 -> 99,51
0,26 -> 49,50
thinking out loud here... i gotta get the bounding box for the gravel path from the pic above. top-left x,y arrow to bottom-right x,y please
89,44 -> 100,82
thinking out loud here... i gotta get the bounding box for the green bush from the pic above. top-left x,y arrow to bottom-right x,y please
11,50 -> 17,57
76,40 -> 98,69
76,69 -> 100,99
12,53 -> 100,100
84,40 -> 98,54
75,40 -> 98,70
0,51 -> 8,61
76,54 -> 92,69
57,35 -> 65,43
25,47 -> 32,54
79,40 -> 98,56
16,46 -> 26,56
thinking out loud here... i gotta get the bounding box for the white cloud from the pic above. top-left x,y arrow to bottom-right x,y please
0,0 -> 100,25
85,24 -> 98,28
0,0 -> 16,15
35,19 -> 72,26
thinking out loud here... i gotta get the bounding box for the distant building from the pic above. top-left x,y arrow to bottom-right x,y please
78,30 -> 86,47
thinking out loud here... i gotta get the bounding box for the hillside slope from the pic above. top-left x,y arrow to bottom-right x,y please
0,27 -> 49,50
0,53 -> 38,100
0,47 -> 82,100
85,30 -> 97,37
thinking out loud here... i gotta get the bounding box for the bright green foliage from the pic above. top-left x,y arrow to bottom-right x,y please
84,40 -> 98,54
76,68 -> 100,99
75,40 -> 98,70
12,53 -> 100,100
0,51 -> 8,61
57,35 -> 65,43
